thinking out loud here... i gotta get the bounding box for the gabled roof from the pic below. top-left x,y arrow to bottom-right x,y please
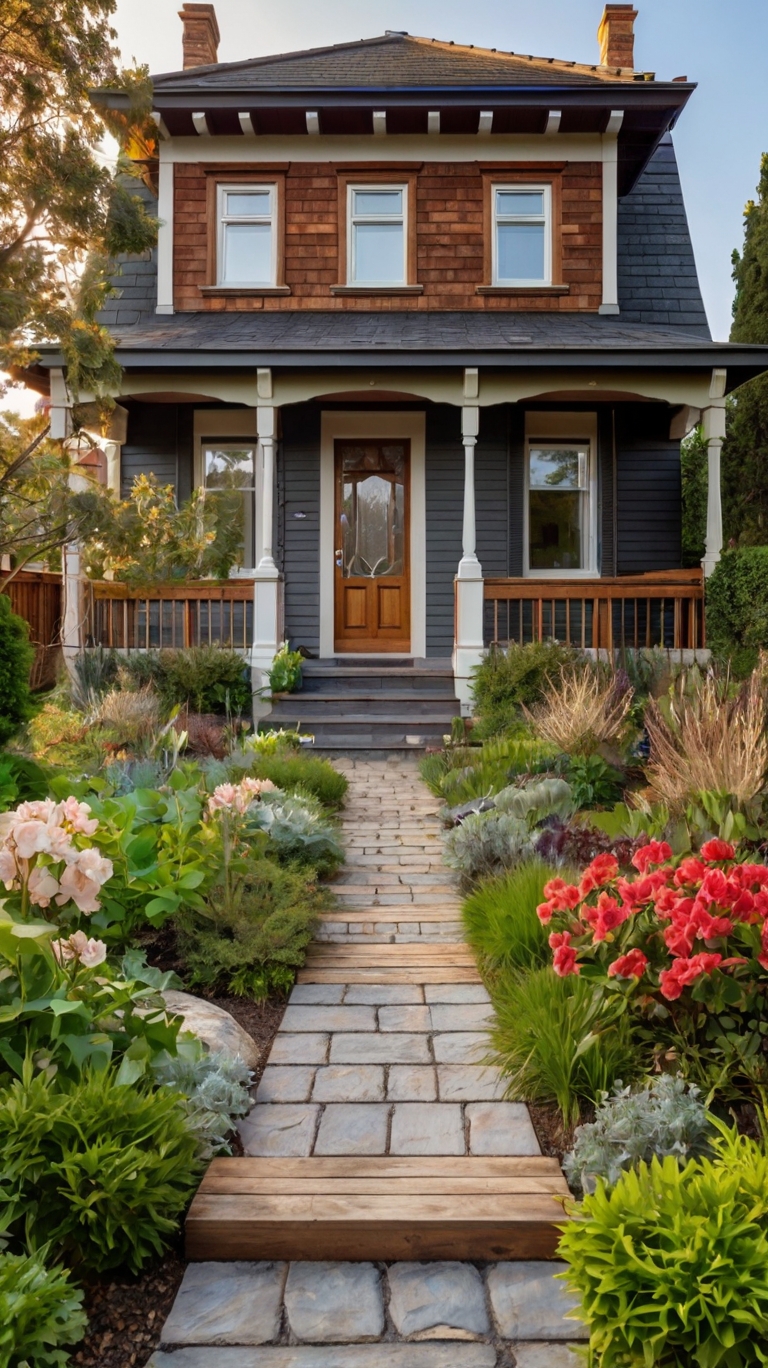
151,32 -> 655,92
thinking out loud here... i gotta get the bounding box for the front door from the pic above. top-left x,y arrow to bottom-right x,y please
334,438 -> 410,652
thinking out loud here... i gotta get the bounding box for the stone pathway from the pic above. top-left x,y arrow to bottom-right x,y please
151,757 -> 584,1367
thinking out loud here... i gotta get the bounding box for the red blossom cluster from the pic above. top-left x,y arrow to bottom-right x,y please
536,838 -> 768,1002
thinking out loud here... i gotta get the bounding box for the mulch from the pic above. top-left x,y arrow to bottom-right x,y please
528,1101 -> 589,1166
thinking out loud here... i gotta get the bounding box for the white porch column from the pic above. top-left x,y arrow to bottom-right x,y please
701,367 -> 727,578
251,378 -> 283,712
453,398 -> 485,715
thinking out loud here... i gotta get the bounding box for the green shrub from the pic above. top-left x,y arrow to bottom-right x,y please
121,647 -> 252,715
70,647 -> 119,711
248,790 -> 344,875
233,751 -> 348,810
558,1134 -> 768,1367
0,1248 -> 87,1368
462,859 -> 563,978
0,752 -> 51,811
0,595 -> 34,744
565,754 -> 623,809
268,642 -> 303,694
151,1049 -> 253,1158
420,734 -> 556,807
0,1069 -> 202,1273
706,545 -> 768,675
443,776 -> 573,882
490,968 -> 639,1127
470,641 -> 577,737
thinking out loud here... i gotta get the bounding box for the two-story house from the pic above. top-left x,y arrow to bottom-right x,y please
29,4 -> 768,744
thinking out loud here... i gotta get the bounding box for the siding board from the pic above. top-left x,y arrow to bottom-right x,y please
616,406 -> 681,573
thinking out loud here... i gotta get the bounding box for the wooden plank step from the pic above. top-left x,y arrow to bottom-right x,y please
297,967 -> 483,984
304,943 -> 474,960
186,1157 -> 569,1262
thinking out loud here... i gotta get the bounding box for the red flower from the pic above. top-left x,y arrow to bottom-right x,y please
699,867 -> 729,904
542,877 -> 581,910
608,948 -> 648,979
552,933 -> 580,977
536,901 -> 554,924
658,952 -> 723,1000
674,856 -> 705,887
591,892 -> 630,943
700,838 -> 736,862
588,852 -> 620,884
632,841 -> 673,874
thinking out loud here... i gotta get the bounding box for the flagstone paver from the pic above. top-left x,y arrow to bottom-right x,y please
161,757 -> 578,1367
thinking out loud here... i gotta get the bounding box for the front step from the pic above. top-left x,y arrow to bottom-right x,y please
185,1156 -> 569,1261
299,940 -> 480,983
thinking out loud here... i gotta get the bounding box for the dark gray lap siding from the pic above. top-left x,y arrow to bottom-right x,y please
121,402 -> 193,500
280,405 -> 321,653
615,406 -> 681,573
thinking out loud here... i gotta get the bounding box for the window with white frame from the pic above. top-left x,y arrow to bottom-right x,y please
526,440 -> 594,573
493,185 -> 551,286
348,185 -> 407,285
217,185 -> 275,287
202,442 -> 257,567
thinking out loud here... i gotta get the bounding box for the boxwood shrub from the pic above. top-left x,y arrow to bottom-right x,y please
706,546 -> 768,675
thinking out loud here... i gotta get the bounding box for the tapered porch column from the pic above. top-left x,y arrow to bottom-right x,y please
252,373 -> 284,710
453,401 -> 485,714
702,368 -> 727,579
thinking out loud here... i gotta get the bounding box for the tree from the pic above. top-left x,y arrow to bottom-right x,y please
721,153 -> 768,545
680,425 -> 707,567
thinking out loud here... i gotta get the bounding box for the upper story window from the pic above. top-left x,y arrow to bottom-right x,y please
348,186 -> 407,286
493,186 -> 551,286
217,185 -> 275,287
526,440 -> 594,574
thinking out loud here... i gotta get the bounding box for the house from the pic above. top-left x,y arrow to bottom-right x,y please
28,4 -> 768,744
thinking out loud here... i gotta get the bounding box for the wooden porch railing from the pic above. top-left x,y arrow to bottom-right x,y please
3,569 -> 63,688
482,570 -> 705,652
85,580 -> 255,651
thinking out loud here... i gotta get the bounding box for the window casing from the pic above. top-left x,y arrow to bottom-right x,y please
493,185 -> 552,286
347,184 -> 407,286
216,184 -> 276,287
525,437 -> 596,576
202,442 -> 257,568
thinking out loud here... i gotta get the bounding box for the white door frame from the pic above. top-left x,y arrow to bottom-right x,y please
319,411 -> 426,658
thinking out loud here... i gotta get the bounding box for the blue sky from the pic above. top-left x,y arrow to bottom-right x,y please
111,0 -> 768,342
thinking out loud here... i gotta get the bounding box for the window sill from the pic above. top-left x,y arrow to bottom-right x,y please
477,284 -> 570,295
330,284 -> 424,296
200,286 -> 291,296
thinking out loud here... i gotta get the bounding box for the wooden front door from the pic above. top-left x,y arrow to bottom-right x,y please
334,438 -> 411,652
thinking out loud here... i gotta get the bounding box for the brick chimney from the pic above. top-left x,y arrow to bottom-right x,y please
179,3 -> 220,68
598,4 -> 637,69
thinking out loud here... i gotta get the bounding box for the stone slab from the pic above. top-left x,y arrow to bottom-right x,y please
239,1105 -> 319,1158
312,1065 -> 385,1103
437,1065 -> 505,1103
268,1034 -> 329,1066
389,1103 -> 465,1156
330,1033 -> 431,1065
387,1065 -> 437,1102
256,1068 -> 316,1104
466,1103 -> 541,1157
344,985 -> 424,1005
148,1347 -> 496,1367
513,1346 -> 584,1368
161,1262 -> 286,1346
486,1263 -> 587,1340
281,1006 -> 376,1033
284,1262 -> 384,1342
313,1103 -> 390,1155
432,1034 -> 488,1065
424,985 -> 491,1004
429,1005 -> 493,1033
378,1005 -> 432,1033
289,985 -> 346,1005
387,1262 -> 490,1340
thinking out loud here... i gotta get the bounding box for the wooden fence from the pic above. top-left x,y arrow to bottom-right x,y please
84,579 -> 255,651
2,569 -> 63,689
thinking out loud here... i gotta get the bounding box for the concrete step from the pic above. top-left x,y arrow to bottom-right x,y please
270,695 -> 459,718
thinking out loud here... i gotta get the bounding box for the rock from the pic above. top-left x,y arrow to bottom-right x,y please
284,1262 -> 384,1342
161,1261 -> 286,1346
387,1262 -> 490,1339
486,1262 -> 588,1340
163,990 -> 259,1070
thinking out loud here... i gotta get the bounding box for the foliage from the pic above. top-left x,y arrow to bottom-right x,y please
644,665 -> 768,807
0,595 -> 34,745
563,1075 -> 712,1195
69,647 -> 119,712
462,859 -> 559,978
152,1049 -> 253,1159
0,1248 -> 87,1368
524,666 -> 633,756
0,1066 -> 202,1274
490,967 -> 639,1128
443,776 -> 573,882
28,702 -> 104,772
0,753 -> 51,813
565,754 -> 623,810
558,1136 -> 768,1368
267,643 -> 304,695
243,728 -> 301,756
470,641 -> 577,737
536,818 -> 642,873
420,733 -> 556,807
95,685 -> 161,747
230,751 -> 348,811
81,474 -> 244,586
536,840 -> 768,1103
247,790 -> 344,875
120,648 -> 252,716
0,0 -> 157,397
680,425 -> 708,568
707,548 -> 768,676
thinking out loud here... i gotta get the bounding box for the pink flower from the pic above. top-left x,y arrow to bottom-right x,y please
27,865 -> 60,909
590,892 -> 631,943
52,930 -> 107,968
55,849 -> 112,915
241,777 -> 277,798
59,797 -> 99,836
0,847 -> 18,888
700,838 -> 736,862
608,948 -> 648,979
632,841 -> 673,874
578,854 -> 619,897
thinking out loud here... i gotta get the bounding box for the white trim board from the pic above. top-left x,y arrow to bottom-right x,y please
160,133 -> 604,165
319,411 -> 426,659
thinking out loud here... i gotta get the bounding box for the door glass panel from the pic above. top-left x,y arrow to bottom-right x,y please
203,445 -> 256,568
339,443 -> 406,578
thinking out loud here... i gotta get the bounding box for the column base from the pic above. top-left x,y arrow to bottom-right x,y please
453,573 -> 485,716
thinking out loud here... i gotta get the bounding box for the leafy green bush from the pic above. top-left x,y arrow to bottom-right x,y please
420,733 -> 556,807
121,647 -> 252,715
490,968 -> 639,1127
443,776 -> 573,882
564,1075 -> 712,1195
706,545 -> 768,675
558,1132 -> 768,1367
268,642 -> 303,694
248,790 -> 343,875
470,641 -> 577,738
0,752 -> 51,812
462,859 -> 563,978
152,1049 -> 253,1158
565,754 -> 623,809
0,1248 -> 87,1368
0,594 -> 34,744
0,1068 -> 202,1273
230,750 -> 348,810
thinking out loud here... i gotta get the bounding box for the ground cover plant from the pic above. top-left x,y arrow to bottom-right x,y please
0,1248 -> 87,1368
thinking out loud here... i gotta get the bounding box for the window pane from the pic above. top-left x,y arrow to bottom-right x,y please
353,222 -> 404,282
529,447 -> 588,490
222,222 -> 272,283
353,190 -> 403,216
496,190 -> 544,216
204,446 -> 256,490
225,191 -> 271,216
529,490 -> 583,570
207,490 -> 254,568
497,222 -> 545,281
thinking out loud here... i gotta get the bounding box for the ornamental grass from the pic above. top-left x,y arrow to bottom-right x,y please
524,667 -> 633,757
